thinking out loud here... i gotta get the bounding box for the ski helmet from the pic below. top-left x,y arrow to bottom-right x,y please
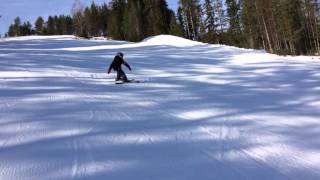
117,52 -> 124,58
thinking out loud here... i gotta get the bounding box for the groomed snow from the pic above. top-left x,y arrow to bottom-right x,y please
0,35 -> 320,180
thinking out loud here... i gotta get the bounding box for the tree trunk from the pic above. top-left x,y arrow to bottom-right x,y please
189,8 -> 196,40
261,15 -> 273,53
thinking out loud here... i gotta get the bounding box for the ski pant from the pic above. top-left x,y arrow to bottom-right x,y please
116,69 -> 128,81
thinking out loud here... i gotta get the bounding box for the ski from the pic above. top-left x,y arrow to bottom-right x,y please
115,79 -> 141,84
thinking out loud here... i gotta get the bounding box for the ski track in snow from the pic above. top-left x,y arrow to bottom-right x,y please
0,35 -> 320,180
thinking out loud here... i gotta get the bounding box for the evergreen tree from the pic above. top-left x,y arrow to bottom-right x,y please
60,15 -> 67,35
84,2 -> 100,37
99,3 -> 110,36
108,0 -> 126,40
20,21 -> 33,36
212,0 -> 227,43
280,0 -> 305,54
83,7 -> 91,36
13,17 -> 21,36
65,16 -> 74,35
143,0 -> 172,36
303,0 -> 320,54
90,2 -> 100,36
202,0 -> 217,43
35,17 -> 44,35
47,16 -> 55,35
177,7 -> 187,37
226,0 -> 242,46
8,24 -> 15,37
254,0 -> 278,53
72,0 -> 86,37
169,10 -> 183,36
123,0 -> 145,41
54,15 -> 63,35
199,5 -> 207,41
241,0 -> 261,49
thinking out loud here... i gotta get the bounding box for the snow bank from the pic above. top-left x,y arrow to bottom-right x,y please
2,35 -> 203,47
3,35 -> 75,41
56,35 -> 205,51
140,35 -> 204,47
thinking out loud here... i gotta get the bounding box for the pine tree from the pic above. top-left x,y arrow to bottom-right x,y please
241,0 -> 261,49
8,24 -> 15,37
158,0 -> 174,35
72,0 -> 86,37
83,7 -> 91,37
212,0 -> 227,43
253,0 -> 274,53
84,2 -> 100,37
13,17 -> 21,36
301,0 -> 320,54
108,0 -> 126,40
54,15 -> 63,35
202,0 -> 217,43
65,16 -> 74,35
99,3 -> 110,36
91,2 -> 100,36
47,16 -> 55,35
123,0 -> 145,41
226,0 -> 242,46
281,0 -> 305,54
20,21 -> 33,36
199,5 -> 207,41
142,0 -> 172,36
35,17 -> 44,35
177,7 -> 187,37
169,10 -> 183,36
60,15 -> 67,35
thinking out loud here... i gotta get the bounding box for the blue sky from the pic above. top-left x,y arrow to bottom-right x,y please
0,0 -> 179,36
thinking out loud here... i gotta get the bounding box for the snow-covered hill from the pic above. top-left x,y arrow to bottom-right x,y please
0,35 -> 319,180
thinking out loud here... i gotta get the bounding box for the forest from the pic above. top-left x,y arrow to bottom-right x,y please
6,0 -> 320,55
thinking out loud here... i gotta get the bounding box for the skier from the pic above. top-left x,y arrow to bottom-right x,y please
107,52 -> 132,82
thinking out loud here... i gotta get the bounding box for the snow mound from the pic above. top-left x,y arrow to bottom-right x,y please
58,35 -> 204,51
141,35 -> 204,47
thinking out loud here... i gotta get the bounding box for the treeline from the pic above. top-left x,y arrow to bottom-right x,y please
71,0 -> 179,41
241,0 -> 320,55
6,0 -> 320,55
177,0 -> 320,55
7,0 -> 178,42
8,15 -> 73,36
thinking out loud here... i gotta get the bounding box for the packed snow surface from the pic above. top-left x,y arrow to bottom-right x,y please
0,35 -> 320,180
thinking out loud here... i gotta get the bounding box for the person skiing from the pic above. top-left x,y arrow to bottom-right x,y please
107,52 -> 132,82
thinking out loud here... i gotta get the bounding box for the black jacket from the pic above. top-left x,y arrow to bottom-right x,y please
108,55 -> 131,73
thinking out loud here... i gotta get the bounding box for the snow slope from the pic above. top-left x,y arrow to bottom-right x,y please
0,35 -> 320,180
